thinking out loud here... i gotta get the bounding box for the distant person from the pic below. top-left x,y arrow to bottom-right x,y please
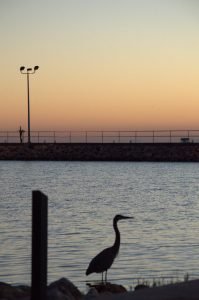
19,126 -> 25,143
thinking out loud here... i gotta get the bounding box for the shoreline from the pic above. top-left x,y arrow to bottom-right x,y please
1,277 -> 199,300
102,279 -> 199,300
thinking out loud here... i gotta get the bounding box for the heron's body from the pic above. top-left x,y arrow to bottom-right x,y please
86,214 -> 132,281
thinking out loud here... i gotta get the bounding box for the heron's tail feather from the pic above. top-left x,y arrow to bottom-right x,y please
86,266 -> 92,276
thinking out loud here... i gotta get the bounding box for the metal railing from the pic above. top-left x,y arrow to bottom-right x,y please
0,130 -> 199,144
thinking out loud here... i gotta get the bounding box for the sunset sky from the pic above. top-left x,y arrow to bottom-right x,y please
1,0 -> 199,131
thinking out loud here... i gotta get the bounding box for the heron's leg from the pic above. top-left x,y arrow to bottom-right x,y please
105,270 -> 107,282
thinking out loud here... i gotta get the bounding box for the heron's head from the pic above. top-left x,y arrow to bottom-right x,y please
114,214 -> 133,223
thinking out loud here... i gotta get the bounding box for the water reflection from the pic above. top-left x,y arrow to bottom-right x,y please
0,161 -> 199,291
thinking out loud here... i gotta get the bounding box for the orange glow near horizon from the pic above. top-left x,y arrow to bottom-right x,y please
1,1 -> 199,131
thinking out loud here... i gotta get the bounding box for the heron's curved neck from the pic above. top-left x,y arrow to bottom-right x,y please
113,219 -> 120,253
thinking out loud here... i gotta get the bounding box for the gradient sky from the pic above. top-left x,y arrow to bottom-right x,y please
1,0 -> 199,131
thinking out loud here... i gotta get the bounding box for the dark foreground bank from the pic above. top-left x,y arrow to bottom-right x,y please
0,143 -> 199,161
1,277 -> 199,300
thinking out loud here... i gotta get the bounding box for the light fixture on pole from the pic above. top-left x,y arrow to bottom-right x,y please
20,65 -> 39,144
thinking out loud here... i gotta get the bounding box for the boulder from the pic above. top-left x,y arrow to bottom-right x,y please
134,283 -> 150,291
83,287 -> 99,300
0,282 -> 30,300
87,283 -> 126,294
47,277 -> 83,300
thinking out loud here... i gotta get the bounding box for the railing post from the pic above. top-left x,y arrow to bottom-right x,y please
31,190 -> 48,300
153,131 -> 155,143
69,131 -> 72,143
102,131 -> 104,144
85,131 -> 87,143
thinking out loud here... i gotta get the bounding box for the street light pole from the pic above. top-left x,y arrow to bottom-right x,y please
20,66 -> 39,144
27,72 -> 30,144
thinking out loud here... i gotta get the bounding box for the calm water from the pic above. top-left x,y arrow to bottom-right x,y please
0,161 -> 199,291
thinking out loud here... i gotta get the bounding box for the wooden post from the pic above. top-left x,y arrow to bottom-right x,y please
31,191 -> 48,300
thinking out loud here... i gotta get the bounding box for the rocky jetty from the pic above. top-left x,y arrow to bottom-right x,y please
0,278 -> 127,300
0,278 -> 82,300
1,278 -> 199,300
1,143 -> 199,161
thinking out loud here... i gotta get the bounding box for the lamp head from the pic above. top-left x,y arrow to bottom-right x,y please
34,65 -> 39,71
27,68 -> 32,72
20,66 -> 25,72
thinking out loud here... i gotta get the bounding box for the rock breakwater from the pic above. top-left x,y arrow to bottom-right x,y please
0,143 -> 199,161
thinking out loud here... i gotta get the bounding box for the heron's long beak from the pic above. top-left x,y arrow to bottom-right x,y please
122,216 -> 134,219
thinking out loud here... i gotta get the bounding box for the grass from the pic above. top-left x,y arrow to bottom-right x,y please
130,273 -> 190,291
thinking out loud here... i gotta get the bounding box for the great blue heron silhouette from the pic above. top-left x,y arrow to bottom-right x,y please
86,214 -> 133,282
